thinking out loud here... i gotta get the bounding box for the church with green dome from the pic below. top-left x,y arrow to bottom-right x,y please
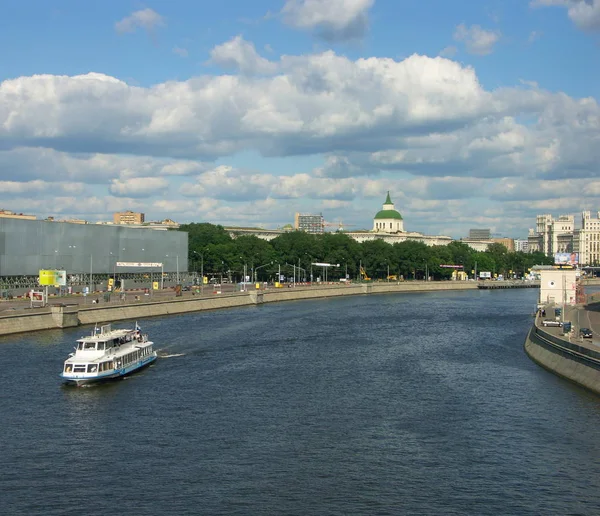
373,191 -> 404,233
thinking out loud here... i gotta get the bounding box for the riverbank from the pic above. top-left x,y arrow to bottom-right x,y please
0,281 -> 477,336
524,304 -> 600,396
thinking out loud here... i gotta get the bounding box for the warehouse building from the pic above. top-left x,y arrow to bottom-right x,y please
0,218 -> 187,289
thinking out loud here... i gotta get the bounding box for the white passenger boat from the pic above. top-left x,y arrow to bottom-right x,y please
61,323 -> 157,386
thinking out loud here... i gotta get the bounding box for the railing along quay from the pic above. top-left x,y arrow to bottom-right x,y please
477,280 -> 540,289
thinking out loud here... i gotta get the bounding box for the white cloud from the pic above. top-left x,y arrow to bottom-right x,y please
115,8 -> 164,34
173,46 -> 188,58
109,177 -> 169,197
439,46 -> 457,57
531,0 -> 600,31
0,180 -> 84,196
208,35 -> 277,74
453,24 -> 501,55
1,43 -> 599,236
281,0 -> 375,41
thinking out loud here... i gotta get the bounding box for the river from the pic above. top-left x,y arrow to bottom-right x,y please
2,288 -> 600,515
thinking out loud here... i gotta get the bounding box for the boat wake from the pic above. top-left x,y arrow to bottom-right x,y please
158,352 -> 185,358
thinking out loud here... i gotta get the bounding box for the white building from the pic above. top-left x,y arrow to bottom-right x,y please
574,211 -> 600,266
539,268 -> 578,306
373,192 -> 404,233
515,239 -> 529,253
528,214 -> 574,256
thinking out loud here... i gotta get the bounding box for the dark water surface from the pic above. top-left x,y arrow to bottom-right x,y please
2,289 -> 600,515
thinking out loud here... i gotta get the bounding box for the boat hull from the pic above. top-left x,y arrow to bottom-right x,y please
61,354 -> 157,386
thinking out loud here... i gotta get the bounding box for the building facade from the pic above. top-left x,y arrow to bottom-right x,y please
0,209 -> 36,220
514,239 -> 529,253
0,218 -> 187,278
373,192 -> 404,233
528,214 -> 574,256
574,211 -> 600,266
468,228 -> 491,240
114,211 -> 145,225
294,213 -> 324,234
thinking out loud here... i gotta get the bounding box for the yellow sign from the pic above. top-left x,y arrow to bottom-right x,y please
203,276 -> 208,284
39,270 -> 66,286
153,281 -> 159,290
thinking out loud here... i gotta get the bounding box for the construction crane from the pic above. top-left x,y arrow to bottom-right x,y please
323,220 -> 356,232
360,266 -> 370,281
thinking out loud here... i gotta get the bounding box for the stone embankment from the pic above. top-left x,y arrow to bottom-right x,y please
0,281 -> 477,337
524,308 -> 600,396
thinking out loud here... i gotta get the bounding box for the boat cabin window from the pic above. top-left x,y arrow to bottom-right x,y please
73,364 -> 86,373
64,364 -> 72,373
77,342 -> 84,350
97,342 -> 105,351
84,342 -> 96,350
87,364 -> 98,373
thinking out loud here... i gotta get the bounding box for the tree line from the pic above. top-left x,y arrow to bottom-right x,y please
179,223 -> 553,282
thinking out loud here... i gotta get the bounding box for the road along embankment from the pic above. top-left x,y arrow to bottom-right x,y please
524,316 -> 600,396
0,281 -> 477,337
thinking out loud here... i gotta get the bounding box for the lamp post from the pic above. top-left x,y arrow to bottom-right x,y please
254,262 -> 273,284
192,250 -> 206,294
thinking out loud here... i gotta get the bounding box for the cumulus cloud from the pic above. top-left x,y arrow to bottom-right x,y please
453,24 -> 501,55
281,0 -> 375,41
172,46 -> 188,57
0,147 -> 210,183
1,43 -> 599,236
531,0 -> 600,31
115,8 -> 164,34
109,177 -> 169,197
0,180 -> 84,196
208,35 -> 277,74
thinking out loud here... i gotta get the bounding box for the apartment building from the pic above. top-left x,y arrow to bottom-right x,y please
574,211 -> 600,266
294,213 -> 324,234
113,211 -> 145,225
528,214 -> 574,256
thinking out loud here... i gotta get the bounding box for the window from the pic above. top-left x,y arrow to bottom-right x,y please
97,342 -> 105,351
73,364 -> 86,373
84,342 -> 96,350
87,364 -> 97,373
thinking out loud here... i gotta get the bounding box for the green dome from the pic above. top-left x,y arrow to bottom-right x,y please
374,209 -> 403,220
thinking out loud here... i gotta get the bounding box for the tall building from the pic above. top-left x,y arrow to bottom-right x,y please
114,211 -> 145,225
528,214 -> 574,256
468,228 -> 491,240
574,211 -> 600,266
514,239 -> 529,253
294,213 -> 324,234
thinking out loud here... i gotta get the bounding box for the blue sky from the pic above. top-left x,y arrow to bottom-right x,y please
1,0 -> 599,238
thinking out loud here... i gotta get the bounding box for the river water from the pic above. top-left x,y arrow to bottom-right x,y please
2,288 -> 600,515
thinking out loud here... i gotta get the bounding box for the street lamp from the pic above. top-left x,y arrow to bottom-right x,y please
192,250 -> 206,294
254,262 -> 273,284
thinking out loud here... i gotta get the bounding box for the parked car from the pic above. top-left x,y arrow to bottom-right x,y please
579,328 -> 593,338
542,320 -> 562,327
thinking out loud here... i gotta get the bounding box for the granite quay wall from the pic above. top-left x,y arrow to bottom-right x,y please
524,318 -> 600,396
0,281 -> 477,337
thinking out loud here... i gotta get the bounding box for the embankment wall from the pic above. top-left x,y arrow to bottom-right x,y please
524,321 -> 600,396
0,281 -> 476,337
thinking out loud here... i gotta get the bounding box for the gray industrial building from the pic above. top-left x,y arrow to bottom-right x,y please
0,218 -> 188,285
